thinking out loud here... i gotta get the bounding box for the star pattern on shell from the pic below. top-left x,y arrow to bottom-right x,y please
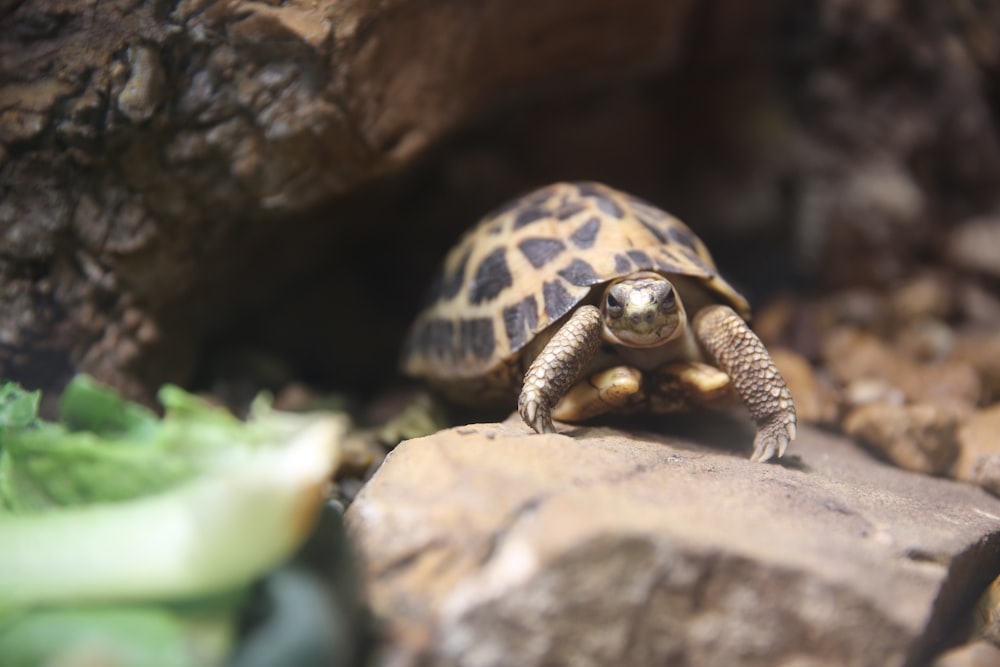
401,181 -> 750,381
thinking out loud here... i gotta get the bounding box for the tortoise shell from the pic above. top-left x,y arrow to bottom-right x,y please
401,181 -> 750,382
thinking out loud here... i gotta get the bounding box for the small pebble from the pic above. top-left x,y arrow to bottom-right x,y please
821,327 -> 901,387
901,360 -> 981,408
893,318 -> 954,361
954,332 -> 1000,403
820,289 -> 886,331
843,402 -> 961,475
947,216 -> 1000,279
822,327 -> 980,408
954,404 -> 1000,481
890,273 -> 953,324
843,378 -> 905,408
959,280 -> 1000,326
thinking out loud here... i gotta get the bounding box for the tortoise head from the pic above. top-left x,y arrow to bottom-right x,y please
600,271 -> 686,348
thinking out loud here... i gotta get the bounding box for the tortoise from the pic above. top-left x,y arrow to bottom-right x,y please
400,181 -> 796,462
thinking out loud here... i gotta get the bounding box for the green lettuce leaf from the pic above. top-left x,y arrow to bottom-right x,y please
0,376 -> 347,608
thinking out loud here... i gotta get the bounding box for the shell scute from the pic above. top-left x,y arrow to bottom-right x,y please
557,258 -> 603,286
513,206 -> 550,229
468,247 -> 512,305
518,237 -> 567,269
569,217 -> 601,248
502,295 -> 539,352
542,279 -> 584,321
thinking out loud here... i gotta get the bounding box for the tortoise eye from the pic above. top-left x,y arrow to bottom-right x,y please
605,292 -> 624,316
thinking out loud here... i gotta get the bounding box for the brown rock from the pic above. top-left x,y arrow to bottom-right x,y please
1,0 -> 716,398
821,327 -> 902,387
972,571 -> 1000,644
889,273 -> 954,325
819,290 -> 888,332
959,281 -> 1000,327
954,405 -> 1000,482
347,421 -> 1000,667
971,455 -> 1000,497
822,327 -> 981,409
752,295 -> 824,361
843,378 -> 906,408
947,217 -> 1000,279
893,318 -> 955,362
769,347 -> 838,425
843,402 -> 962,475
750,294 -> 797,348
954,333 -> 1000,403
902,361 -> 982,409
932,642 -> 1000,667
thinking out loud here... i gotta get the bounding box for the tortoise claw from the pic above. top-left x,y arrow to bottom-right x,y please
519,395 -> 556,434
750,413 -> 797,463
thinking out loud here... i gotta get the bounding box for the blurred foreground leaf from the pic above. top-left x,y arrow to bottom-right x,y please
0,376 -> 358,667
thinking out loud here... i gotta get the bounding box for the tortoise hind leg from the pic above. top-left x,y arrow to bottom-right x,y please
551,366 -> 643,422
692,305 -> 797,462
645,361 -> 735,414
519,305 -> 604,433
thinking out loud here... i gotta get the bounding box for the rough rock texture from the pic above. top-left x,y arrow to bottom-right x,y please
0,0 -> 702,398
346,420 -> 1000,667
3,0 -> 1000,398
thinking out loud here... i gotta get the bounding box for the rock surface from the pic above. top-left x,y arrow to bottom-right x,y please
932,641 -> 1000,667
347,419 -> 1000,667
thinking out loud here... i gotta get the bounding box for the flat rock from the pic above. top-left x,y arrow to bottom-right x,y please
346,418 -> 1000,667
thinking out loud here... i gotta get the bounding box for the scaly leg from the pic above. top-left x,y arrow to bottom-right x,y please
519,305 -> 604,433
693,305 -> 797,462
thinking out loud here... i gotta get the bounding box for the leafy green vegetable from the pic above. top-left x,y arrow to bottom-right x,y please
0,382 -> 39,432
59,374 -> 160,438
0,378 -> 345,513
0,374 -> 347,609
0,377 -> 192,512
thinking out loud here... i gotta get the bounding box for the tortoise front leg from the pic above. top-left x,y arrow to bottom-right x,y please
519,305 -> 604,433
692,305 -> 797,462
